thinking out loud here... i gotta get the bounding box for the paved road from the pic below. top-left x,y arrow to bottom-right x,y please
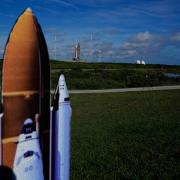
0,85 -> 179,95
50,85 -> 180,94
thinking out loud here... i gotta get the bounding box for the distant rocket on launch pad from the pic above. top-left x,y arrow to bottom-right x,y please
73,41 -> 80,61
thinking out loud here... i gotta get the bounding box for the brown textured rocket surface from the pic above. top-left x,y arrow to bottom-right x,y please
2,8 -> 50,177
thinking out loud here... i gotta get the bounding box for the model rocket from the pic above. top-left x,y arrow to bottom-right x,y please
13,119 -> 44,180
1,7 -> 72,180
51,74 -> 72,180
1,7 -> 50,178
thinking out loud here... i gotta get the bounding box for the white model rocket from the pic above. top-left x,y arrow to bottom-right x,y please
51,74 -> 72,180
11,74 -> 72,180
13,119 -> 44,180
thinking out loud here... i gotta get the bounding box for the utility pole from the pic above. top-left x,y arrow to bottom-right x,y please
54,35 -> 57,60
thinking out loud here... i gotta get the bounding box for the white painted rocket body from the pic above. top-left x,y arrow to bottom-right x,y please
51,74 -> 72,180
13,119 -> 44,180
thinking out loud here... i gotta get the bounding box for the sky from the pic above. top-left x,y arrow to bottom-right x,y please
0,0 -> 180,65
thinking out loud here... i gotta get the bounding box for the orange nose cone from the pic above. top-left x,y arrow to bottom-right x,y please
2,8 -> 50,174
3,8 -> 39,92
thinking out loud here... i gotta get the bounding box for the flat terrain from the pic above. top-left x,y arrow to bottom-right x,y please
50,61 -> 180,89
1,60 -> 180,90
70,90 -> 180,179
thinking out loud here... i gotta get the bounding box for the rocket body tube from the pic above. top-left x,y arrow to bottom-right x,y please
53,103 -> 71,180
0,113 -> 2,166
51,75 -> 72,180
1,8 -> 50,174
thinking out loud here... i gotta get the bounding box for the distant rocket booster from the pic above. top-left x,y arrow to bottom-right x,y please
74,41 -> 80,60
13,119 -> 44,180
51,75 -> 72,180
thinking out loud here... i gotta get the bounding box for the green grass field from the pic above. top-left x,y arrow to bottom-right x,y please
50,60 -> 180,72
1,60 -> 180,90
70,90 -> 180,179
50,61 -> 180,89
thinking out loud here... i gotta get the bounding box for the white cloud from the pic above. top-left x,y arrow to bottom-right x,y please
171,32 -> 180,42
127,50 -> 138,56
133,31 -> 153,42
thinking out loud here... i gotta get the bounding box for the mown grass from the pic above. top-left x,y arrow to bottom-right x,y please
70,90 -> 180,179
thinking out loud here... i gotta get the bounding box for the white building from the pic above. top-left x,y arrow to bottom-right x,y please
136,60 -> 141,64
141,60 -> 146,65
136,60 -> 146,65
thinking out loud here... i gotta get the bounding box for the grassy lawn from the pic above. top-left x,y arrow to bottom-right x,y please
50,61 -> 180,89
51,69 -> 180,90
70,90 -> 180,179
50,60 -> 180,72
1,60 -> 180,89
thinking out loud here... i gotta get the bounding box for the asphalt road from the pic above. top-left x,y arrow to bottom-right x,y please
50,85 -> 180,94
0,85 -> 180,95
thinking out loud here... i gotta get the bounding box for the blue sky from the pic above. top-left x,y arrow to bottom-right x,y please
0,0 -> 180,64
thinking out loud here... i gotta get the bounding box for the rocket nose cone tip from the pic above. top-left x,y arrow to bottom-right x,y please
24,118 -> 33,125
25,7 -> 33,14
60,74 -> 65,81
